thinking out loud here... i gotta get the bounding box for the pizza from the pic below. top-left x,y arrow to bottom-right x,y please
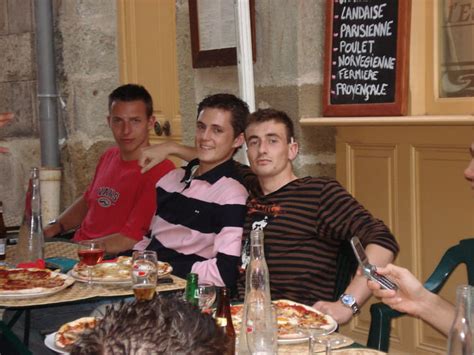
230,299 -> 336,339
71,256 -> 173,283
55,317 -> 99,350
0,267 -> 73,295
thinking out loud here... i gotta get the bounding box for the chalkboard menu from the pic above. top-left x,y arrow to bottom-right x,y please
323,0 -> 411,117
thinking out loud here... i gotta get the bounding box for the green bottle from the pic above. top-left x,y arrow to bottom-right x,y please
185,272 -> 199,306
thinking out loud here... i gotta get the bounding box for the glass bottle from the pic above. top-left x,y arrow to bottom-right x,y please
447,285 -> 473,355
184,272 -> 199,306
0,201 -> 7,261
16,167 -> 45,263
215,287 -> 236,354
238,230 -> 277,355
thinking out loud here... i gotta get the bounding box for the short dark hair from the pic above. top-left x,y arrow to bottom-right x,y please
108,84 -> 153,117
197,93 -> 249,139
246,108 -> 295,143
70,296 -> 229,355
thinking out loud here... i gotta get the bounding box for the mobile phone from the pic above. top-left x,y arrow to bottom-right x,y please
350,237 -> 398,290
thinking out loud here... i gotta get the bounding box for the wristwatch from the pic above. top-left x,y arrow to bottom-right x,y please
339,293 -> 360,315
48,219 -> 65,234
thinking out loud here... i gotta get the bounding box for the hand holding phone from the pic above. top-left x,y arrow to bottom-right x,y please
350,237 -> 398,290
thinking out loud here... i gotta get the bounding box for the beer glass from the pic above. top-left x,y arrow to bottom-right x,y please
131,250 -> 158,301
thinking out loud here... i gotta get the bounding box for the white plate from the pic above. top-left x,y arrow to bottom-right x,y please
67,269 -> 132,285
0,271 -> 75,300
69,260 -> 172,285
44,332 -> 69,354
232,299 -> 338,345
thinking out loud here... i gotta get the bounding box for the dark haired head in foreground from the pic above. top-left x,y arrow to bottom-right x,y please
70,296 -> 229,355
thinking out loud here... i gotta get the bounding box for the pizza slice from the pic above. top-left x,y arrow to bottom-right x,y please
55,317 -> 99,350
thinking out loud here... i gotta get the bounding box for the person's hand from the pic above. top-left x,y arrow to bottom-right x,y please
313,300 -> 353,324
139,143 -> 171,173
0,112 -> 14,153
367,263 -> 429,318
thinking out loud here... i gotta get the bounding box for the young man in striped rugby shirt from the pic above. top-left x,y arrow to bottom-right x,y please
240,108 -> 399,324
135,94 -> 253,290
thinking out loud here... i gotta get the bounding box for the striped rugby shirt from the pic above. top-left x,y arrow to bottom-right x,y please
143,158 -> 248,288
238,176 -> 399,305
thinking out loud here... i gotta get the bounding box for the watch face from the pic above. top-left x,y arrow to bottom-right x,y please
341,294 -> 355,305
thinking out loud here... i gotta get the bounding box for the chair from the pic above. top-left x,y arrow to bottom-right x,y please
333,240 -> 359,301
366,238 -> 474,352
0,320 -> 32,355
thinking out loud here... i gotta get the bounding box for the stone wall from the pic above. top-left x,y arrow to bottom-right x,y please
176,0 -> 336,178
0,0 -> 335,223
0,0 -> 40,223
0,0 -> 119,223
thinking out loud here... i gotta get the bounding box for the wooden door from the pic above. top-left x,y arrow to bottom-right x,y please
117,0 -> 182,150
337,125 -> 474,354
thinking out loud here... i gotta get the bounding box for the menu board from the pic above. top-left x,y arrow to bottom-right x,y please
322,0 -> 411,117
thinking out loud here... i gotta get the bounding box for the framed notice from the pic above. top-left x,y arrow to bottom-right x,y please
188,0 -> 256,68
322,0 -> 411,116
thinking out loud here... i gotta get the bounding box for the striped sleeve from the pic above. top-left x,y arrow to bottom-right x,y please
315,178 -> 399,255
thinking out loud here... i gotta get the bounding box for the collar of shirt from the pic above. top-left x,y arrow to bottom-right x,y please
180,158 -> 237,187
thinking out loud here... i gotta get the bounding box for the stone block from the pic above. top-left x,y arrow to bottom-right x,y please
0,80 -> 38,138
60,23 -> 118,77
59,1 -> 117,78
66,77 -> 118,137
8,0 -> 33,34
0,32 -> 35,81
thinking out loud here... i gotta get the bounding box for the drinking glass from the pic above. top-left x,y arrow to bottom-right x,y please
298,325 -> 346,355
131,250 -> 158,301
77,240 -> 105,286
196,283 -> 216,313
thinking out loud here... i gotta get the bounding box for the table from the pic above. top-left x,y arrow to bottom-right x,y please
0,241 -> 186,350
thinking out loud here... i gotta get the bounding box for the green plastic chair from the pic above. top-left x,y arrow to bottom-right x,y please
366,238 -> 474,352
333,240 -> 359,302
0,320 -> 32,355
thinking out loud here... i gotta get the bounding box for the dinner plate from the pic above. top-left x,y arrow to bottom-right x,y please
0,271 -> 75,300
44,332 -> 69,354
232,299 -> 338,345
276,299 -> 338,344
69,260 -> 173,285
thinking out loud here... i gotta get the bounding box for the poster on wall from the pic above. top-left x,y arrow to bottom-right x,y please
322,0 -> 411,116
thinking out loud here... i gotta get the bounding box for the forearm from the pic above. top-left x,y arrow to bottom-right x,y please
44,196 -> 88,237
192,253 -> 239,288
165,141 -> 196,162
95,233 -> 138,255
347,244 -> 395,306
417,291 -> 455,336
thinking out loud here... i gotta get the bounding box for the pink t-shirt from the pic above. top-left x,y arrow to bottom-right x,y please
73,147 -> 174,242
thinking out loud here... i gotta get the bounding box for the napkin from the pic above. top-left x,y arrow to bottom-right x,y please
17,258 -> 45,269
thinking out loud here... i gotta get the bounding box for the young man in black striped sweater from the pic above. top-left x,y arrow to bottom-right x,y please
239,108 -> 399,325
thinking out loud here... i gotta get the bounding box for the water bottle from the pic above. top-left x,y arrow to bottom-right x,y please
447,285 -> 473,355
238,230 -> 277,355
16,167 -> 45,263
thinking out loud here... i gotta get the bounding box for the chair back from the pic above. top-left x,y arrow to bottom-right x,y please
367,237 -> 474,352
332,240 -> 358,301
